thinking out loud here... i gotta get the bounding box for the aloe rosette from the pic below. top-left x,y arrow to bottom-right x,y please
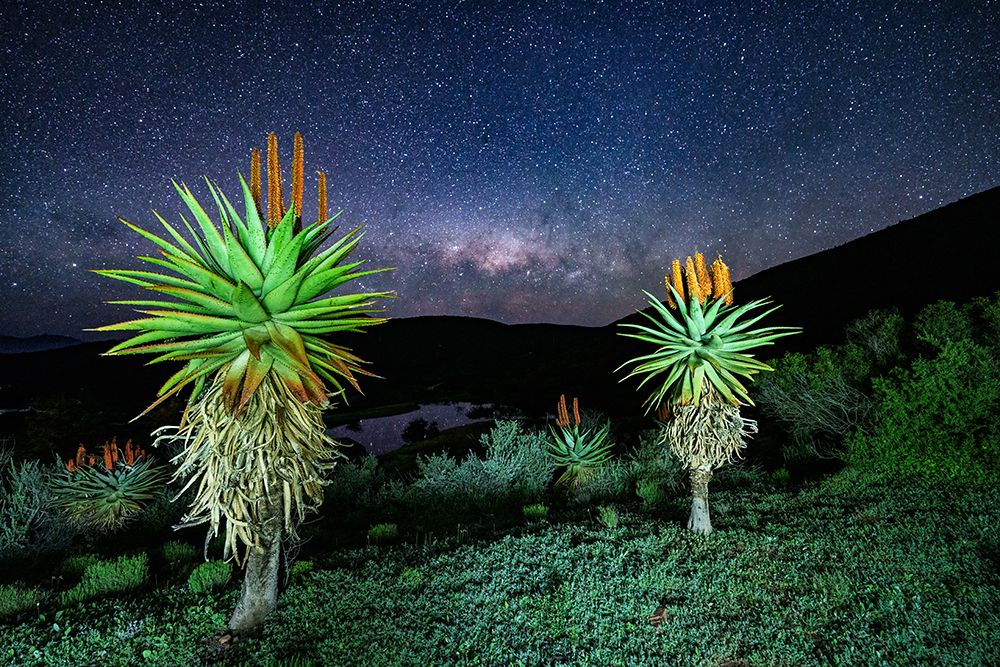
617,284 -> 799,412
50,441 -> 167,531
546,395 -> 613,486
89,134 -> 392,566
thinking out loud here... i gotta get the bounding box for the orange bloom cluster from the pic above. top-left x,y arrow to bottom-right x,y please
248,132 -> 328,231
663,251 -> 733,308
555,394 -> 582,428
66,438 -> 146,473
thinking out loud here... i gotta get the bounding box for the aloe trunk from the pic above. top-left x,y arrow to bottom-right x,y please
228,497 -> 282,634
687,466 -> 713,535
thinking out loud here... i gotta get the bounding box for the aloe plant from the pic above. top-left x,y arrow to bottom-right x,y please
90,132 -> 391,634
618,252 -> 799,534
546,395 -> 613,486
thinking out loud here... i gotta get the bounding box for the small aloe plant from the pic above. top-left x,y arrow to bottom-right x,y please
49,439 -> 168,531
546,394 -> 613,486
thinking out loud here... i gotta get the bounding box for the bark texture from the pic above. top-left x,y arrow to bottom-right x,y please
228,504 -> 282,635
687,466 -> 713,535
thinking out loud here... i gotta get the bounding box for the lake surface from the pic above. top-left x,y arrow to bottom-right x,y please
325,402 -> 494,455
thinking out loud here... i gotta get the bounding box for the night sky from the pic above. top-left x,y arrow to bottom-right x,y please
2,0 -> 997,339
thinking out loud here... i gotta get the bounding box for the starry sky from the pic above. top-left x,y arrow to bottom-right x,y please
2,0 -> 997,339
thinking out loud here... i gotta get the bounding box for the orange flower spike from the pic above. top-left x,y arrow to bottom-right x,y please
103,444 -> 113,471
685,256 -> 704,304
88,455 -> 96,467
556,394 -> 568,427
249,147 -> 262,215
76,444 -> 86,467
125,440 -> 134,466
317,171 -> 327,225
572,397 -> 581,425
663,275 -> 676,309
111,443 -> 119,465
67,459 -> 76,473
291,131 -> 304,219
670,259 -> 685,305
694,252 -> 712,301
712,257 -> 733,306
266,132 -> 284,228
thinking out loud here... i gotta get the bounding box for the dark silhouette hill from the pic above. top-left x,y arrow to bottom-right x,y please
2,186 -> 998,457
0,335 -> 81,354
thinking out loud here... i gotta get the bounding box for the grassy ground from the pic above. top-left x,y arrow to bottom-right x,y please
2,468 -> 998,666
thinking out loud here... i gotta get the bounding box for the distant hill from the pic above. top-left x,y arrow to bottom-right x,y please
0,335 -> 81,354
2,186 -> 998,456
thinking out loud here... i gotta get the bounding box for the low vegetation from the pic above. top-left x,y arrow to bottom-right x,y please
0,294 -> 998,665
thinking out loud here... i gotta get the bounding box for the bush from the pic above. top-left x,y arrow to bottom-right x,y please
756,345 -> 873,462
595,505 -> 619,529
325,456 -> 380,512
161,540 -> 197,566
381,420 -> 555,522
368,523 -> 399,544
635,478 -> 664,506
0,584 -> 39,619
58,552 -> 102,577
59,553 -> 148,606
628,430 -> 684,494
187,560 -> 232,594
289,560 -> 315,578
845,307 -> 906,367
568,458 -> 633,503
1,451 -> 78,565
846,339 -> 1000,482
522,503 -> 548,521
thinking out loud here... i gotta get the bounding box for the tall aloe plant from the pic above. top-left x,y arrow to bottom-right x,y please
90,132 -> 391,634
618,252 -> 798,535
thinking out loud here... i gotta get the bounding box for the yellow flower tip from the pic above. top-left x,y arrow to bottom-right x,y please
249,147 -> 262,215
671,259 -> 685,304
663,274 -> 676,309
317,170 -> 328,225
292,132 -> 304,218
685,256 -> 703,303
694,251 -> 712,301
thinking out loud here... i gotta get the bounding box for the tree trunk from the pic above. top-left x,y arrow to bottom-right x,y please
687,466 -> 713,535
228,504 -> 283,636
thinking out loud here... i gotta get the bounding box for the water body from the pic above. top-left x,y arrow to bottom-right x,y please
325,402 -> 494,456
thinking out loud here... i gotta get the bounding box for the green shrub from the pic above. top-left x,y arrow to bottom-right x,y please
187,560 -> 232,594
0,584 -> 39,619
845,307 -> 906,367
635,479 -> 663,506
568,457 -> 632,503
846,339 -> 1000,481
58,552 -> 102,578
522,503 -> 548,520
628,430 -> 684,494
289,559 -> 315,578
325,456 -> 380,512
756,344 -> 873,462
59,553 -> 148,606
770,467 -> 791,486
1,452 -> 78,565
914,299 -> 976,350
595,505 -> 619,529
161,540 -> 197,566
368,523 -> 398,544
398,567 -> 422,589
382,420 -> 556,522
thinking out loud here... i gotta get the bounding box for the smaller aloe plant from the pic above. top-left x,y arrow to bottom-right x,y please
49,439 -> 168,531
546,395 -> 613,486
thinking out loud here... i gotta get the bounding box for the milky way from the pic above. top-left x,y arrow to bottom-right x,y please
2,0 -> 997,338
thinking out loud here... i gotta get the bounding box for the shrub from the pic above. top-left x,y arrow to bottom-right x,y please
59,553 -> 148,606
1,451 -> 78,565
756,345 -> 873,462
368,523 -> 399,544
0,584 -> 39,619
628,430 -> 684,494
289,560 -> 315,578
382,420 -> 555,522
522,504 -> 548,521
846,339 -> 1000,482
399,567 -> 422,589
325,456 -> 380,512
58,552 -> 101,577
845,307 -> 905,367
569,458 -> 633,503
635,479 -> 663,506
770,467 -> 791,486
161,540 -> 197,566
595,505 -> 619,529
914,299 -> 976,350
188,560 -> 232,594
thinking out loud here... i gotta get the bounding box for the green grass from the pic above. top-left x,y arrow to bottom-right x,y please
1,469 -> 998,666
